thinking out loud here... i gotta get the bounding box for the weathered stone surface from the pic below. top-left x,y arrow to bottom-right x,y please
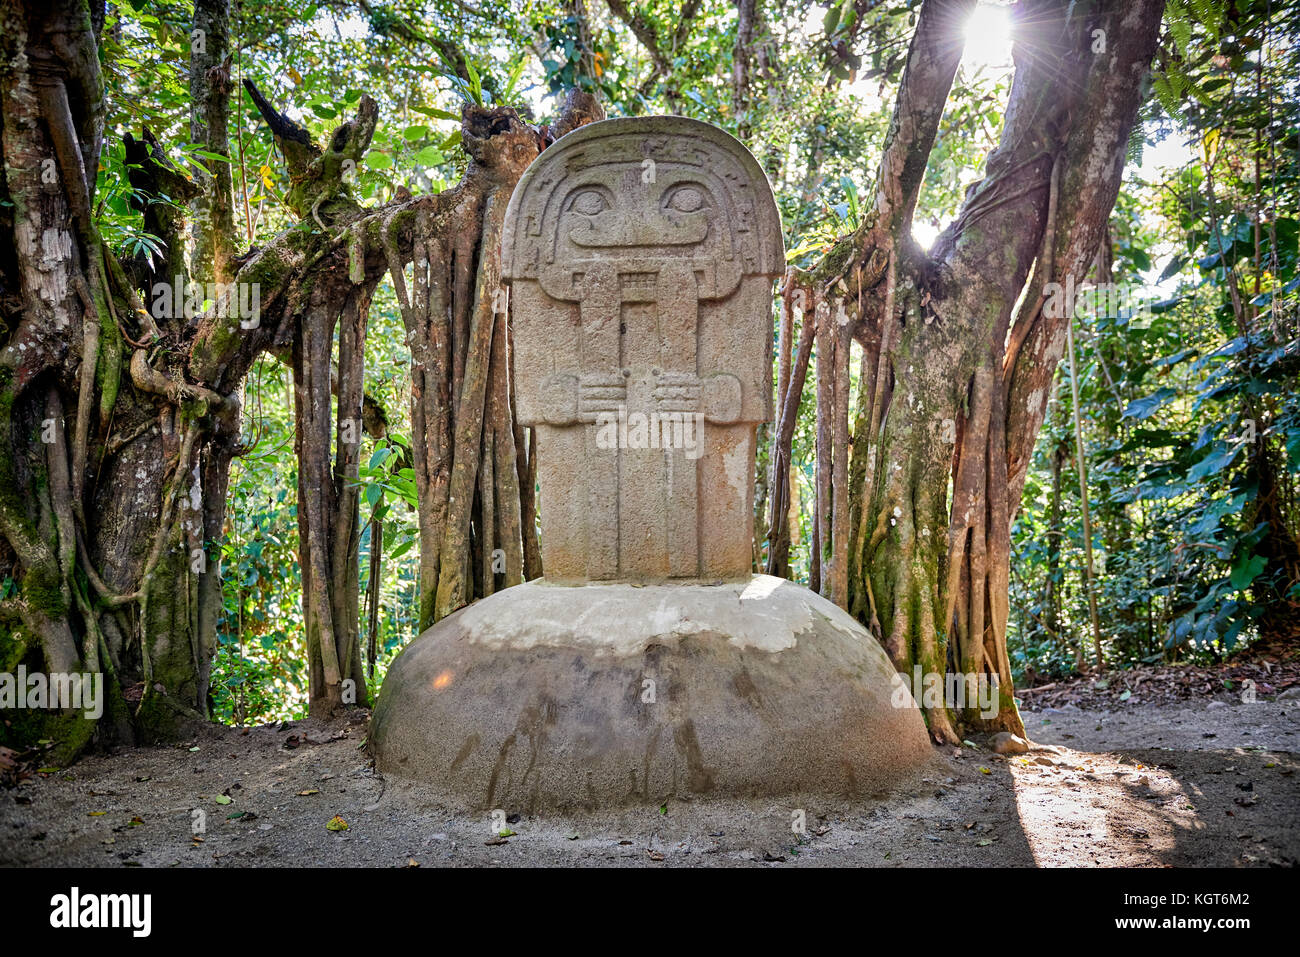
369,576 -> 935,811
501,116 -> 784,582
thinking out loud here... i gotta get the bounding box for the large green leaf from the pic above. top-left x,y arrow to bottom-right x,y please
1124,388 -> 1177,420
1229,554 -> 1266,590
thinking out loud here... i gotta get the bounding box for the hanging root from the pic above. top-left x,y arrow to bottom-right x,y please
765,269 -> 814,578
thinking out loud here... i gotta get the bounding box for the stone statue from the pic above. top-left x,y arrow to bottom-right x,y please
371,117 -> 931,812
502,117 -> 784,582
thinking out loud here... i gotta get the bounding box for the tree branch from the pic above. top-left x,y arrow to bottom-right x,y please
870,0 -> 976,244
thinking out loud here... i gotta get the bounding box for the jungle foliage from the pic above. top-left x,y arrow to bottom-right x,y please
4,0 -> 1295,729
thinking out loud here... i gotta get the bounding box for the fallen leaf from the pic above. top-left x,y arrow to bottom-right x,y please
214,795 -> 232,805
326,815 -> 348,831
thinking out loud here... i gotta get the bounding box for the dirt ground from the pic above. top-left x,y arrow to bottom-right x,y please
2,687 -> 1297,868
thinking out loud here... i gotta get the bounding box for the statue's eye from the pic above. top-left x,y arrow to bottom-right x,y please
571,190 -> 607,215
665,187 -> 705,213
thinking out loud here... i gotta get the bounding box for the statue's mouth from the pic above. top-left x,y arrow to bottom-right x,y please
566,211 -> 709,247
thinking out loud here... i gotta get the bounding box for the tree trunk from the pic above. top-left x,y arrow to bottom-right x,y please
794,0 -> 1165,741
189,0 -> 236,287
0,0 -> 256,750
393,92 -> 603,631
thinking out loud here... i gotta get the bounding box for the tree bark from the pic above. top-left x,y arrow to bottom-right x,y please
794,0 -> 1165,741
189,0 -> 236,287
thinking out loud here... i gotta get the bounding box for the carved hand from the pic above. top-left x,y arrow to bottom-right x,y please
655,371 -> 742,424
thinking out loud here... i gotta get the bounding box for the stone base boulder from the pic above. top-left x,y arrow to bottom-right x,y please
369,575 -> 933,812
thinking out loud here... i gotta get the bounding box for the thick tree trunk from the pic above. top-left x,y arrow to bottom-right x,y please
0,0 -> 241,750
0,1 -> 495,742
790,0 -> 1165,741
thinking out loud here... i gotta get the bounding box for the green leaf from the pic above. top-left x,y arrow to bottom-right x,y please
502,56 -> 527,102
413,146 -> 445,167
1124,389 -> 1177,420
189,149 -> 231,164
1186,446 -> 1237,483
464,59 -> 483,105
1230,554 -> 1266,590
1158,254 -> 1188,282
412,106 -> 461,121
823,5 -> 842,36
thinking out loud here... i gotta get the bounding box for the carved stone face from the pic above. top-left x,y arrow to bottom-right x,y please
539,165 -> 743,303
